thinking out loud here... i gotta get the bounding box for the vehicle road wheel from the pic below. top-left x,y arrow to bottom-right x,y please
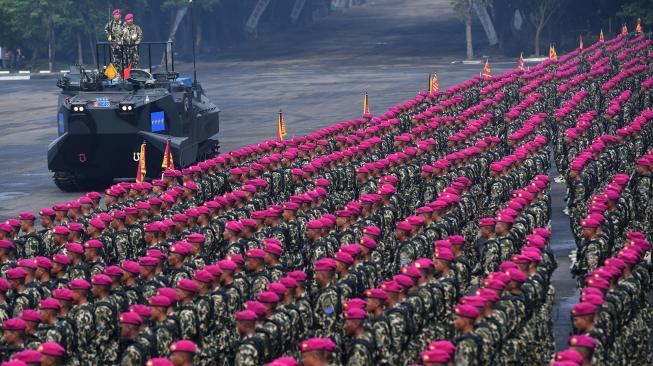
52,171 -> 81,192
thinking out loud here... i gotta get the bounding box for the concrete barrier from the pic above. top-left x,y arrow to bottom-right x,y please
0,75 -> 30,80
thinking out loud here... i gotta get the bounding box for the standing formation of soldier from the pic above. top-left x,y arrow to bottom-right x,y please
0,28 -> 652,366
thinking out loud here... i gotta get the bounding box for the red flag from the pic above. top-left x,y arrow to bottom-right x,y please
161,138 -> 174,171
123,64 -> 132,79
482,59 -> 491,79
429,73 -> 439,93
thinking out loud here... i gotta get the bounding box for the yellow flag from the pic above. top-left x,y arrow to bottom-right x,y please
362,92 -> 370,116
482,59 -> 491,79
279,110 -> 286,137
136,142 -> 146,183
579,36 -> 584,49
636,18 -> 643,34
549,44 -> 557,61
599,29 -> 605,42
621,24 -> 628,35
277,110 -> 286,141
429,73 -> 439,93
518,52 -> 525,71
104,63 -> 118,80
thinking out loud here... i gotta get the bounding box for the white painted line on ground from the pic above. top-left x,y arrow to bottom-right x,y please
39,70 -> 51,74
0,71 -> 8,74
60,70 -> 69,73
524,57 -> 547,62
0,75 -> 30,81
462,60 -> 482,65
18,70 -> 30,74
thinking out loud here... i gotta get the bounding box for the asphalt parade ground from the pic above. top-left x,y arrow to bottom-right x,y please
0,0 -> 577,348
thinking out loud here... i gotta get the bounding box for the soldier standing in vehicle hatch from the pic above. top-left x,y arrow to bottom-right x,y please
121,13 -> 143,68
104,9 -> 124,67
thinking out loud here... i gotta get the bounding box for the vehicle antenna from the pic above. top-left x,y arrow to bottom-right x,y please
189,0 -> 197,85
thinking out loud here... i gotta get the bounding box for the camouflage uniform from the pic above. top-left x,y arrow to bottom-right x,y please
121,22 -> 143,68
68,302 -> 96,364
16,231 -> 44,258
119,336 -> 150,366
104,18 -> 124,66
344,332 -> 375,365
93,297 -> 120,364
312,282 -> 342,342
233,335 -> 265,366
151,317 -> 178,358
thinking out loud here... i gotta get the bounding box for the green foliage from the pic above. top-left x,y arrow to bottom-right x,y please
618,0 -> 653,24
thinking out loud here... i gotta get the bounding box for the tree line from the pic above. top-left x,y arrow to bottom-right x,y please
0,0 -> 353,70
0,0 -> 649,69
451,0 -> 651,59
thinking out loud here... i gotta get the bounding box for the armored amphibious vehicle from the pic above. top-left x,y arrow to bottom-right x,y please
49,41 -> 219,191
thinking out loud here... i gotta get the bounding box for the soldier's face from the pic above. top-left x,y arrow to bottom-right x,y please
120,324 -> 134,337
581,227 -> 594,238
19,220 -> 32,231
139,267 -> 153,278
114,13 -> 120,20
3,330 -> 20,344
572,315 -> 592,332
301,352 -> 324,366
344,319 -> 360,334
168,254 -> 181,266
53,234 -> 65,245
126,19 -> 133,24
453,316 -> 469,331
41,355 -> 59,366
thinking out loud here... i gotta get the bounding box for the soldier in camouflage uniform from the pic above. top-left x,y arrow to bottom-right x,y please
37,208 -> 56,257
67,279 -> 96,364
232,310 -> 265,365
0,317 -> 27,362
104,9 -> 124,67
110,210 -> 133,262
245,249 -> 273,296
17,212 -> 45,258
37,298 -> 66,348
572,217 -> 608,288
83,240 -> 106,277
169,340 -> 197,366
300,337 -> 338,366
342,307 -> 375,365
453,304 -> 482,366
118,311 -> 150,365
121,13 -> 142,68
0,241 -> 16,277
173,279 -> 199,342
90,274 -> 120,364
311,259 -> 343,343
147,295 -> 178,358
163,243 -> 193,287
7,268 -> 40,317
